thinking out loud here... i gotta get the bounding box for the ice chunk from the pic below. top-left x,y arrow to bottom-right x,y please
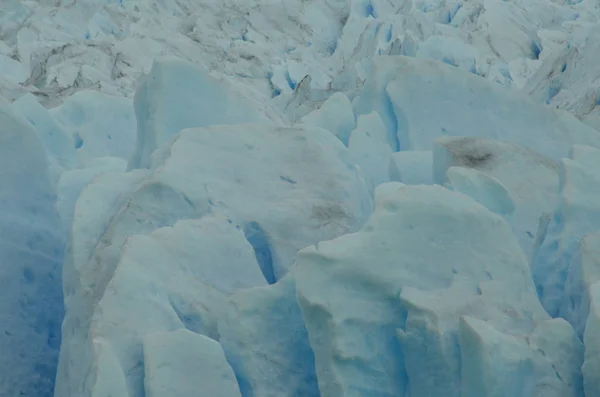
57,157 -> 127,230
478,0 -> 543,62
347,111 -> 392,192
143,330 -> 242,397
11,93 -> 77,181
142,123 -> 371,280
445,166 -> 515,216
299,91 -> 356,146
416,35 -> 479,74
129,56 -> 267,169
355,56 -> 600,159
220,275 -> 319,397
0,97 -> 64,397
295,184 -> 579,397
584,283 -> 600,397
389,151 -> 434,185
57,123 -> 370,397
434,136 -> 559,258
563,233 -> 600,338
60,217 -> 264,397
50,90 -> 137,164
524,29 -> 600,118
532,145 -> 600,318
459,316 -> 532,397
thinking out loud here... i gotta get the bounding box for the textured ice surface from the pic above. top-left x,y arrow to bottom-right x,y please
129,57 -> 267,169
144,329 -> 242,397
220,274 -> 319,397
434,136 -> 559,258
389,151 -> 434,185
56,121 -> 371,397
355,56 -> 600,159
0,98 -> 64,397
533,145 -> 600,319
3,0 -> 600,396
50,90 -> 137,165
295,184 -> 582,397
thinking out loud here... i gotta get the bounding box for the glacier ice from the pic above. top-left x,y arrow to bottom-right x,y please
389,151 -> 434,185
0,97 -> 64,397
143,329 -> 242,397
295,184 -> 582,397
434,136 -> 559,258
3,0 -> 600,396
50,90 -> 137,164
129,56 -> 268,169
55,121 -> 371,397
533,145 -> 600,319
220,275 -> 319,397
356,56 -> 600,159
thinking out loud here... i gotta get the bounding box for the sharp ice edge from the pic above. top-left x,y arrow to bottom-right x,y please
2,0 -> 600,396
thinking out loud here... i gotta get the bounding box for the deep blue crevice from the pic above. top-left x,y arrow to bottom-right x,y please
531,40 -> 542,60
382,93 -> 401,152
243,222 -> 276,284
546,79 -> 562,104
73,132 -> 84,149
366,3 -> 376,18
284,70 -> 297,91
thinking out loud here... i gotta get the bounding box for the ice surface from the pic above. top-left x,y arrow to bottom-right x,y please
144,329 -> 241,397
445,166 -> 516,216
56,157 -> 127,230
11,93 -> 77,182
56,122 -> 371,397
347,111 -> 392,192
3,0 -> 600,396
532,145 -> 600,319
355,56 -> 600,159
389,151 -> 434,185
299,92 -> 356,146
295,184 -> 582,397
129,57 -> 267,169
434,136 -> 559,258
50,90 -> 137,165
0,98 -> 64,396
220,275 -> 319,397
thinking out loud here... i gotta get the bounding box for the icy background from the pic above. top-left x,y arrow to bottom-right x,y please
2,0 -> 600,396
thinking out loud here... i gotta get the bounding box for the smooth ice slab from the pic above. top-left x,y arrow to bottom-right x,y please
129,56 -> 267,169
220,275 -> 319,397
144,329 -> 242,397
0,97 -> 64,397
354,56 -> 600,159
50,90 -> 137,165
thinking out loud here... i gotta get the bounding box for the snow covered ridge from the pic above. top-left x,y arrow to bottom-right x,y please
2,0 -> 600,397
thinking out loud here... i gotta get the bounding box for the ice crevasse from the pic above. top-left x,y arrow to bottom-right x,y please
2,2 -> 600,397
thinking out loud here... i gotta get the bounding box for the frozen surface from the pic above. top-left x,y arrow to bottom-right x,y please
130,57 -> 268,169
0,98 -> 64,397
533,145 -> 600,319
56,121 -> 370,397
3,0 -> 600,396
434,136 -> 559,258
389,151 -> 434,185
295,184 -> 582,397
144,329 -> 241,397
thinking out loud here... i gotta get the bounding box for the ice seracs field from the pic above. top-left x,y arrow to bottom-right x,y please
2,0 -> 600,396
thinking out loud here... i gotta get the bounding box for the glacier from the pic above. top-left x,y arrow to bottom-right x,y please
2,0 -> 600,396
